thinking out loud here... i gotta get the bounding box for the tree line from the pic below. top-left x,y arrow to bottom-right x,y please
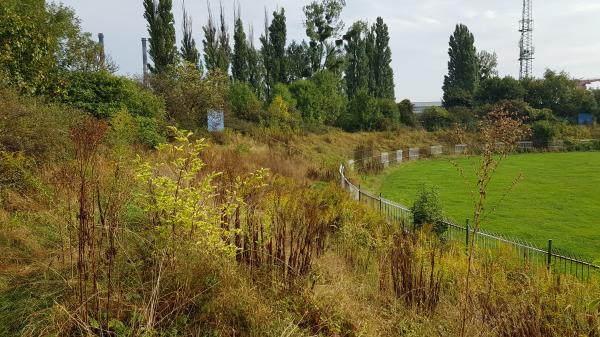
142,0 -> 399,131
434,23 -> 600,136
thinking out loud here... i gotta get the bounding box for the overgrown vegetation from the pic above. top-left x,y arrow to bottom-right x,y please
2,0 -> 600,336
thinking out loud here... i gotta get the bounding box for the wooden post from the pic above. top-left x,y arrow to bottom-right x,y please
547,239 -> 553,272
465,219 -> 470,255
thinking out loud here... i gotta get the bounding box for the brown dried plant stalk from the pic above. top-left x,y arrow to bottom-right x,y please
457,109 -> 531,337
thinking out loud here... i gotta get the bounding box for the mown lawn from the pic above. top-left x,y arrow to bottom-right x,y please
363,152 -> 600,260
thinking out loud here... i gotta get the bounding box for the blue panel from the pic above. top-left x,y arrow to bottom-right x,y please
208,110 -> 225,132
578,113 -> 593,125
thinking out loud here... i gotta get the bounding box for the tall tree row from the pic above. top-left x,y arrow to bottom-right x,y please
143,0 -> 177,74
344,17 -> 395,100
203,4 -> 230,73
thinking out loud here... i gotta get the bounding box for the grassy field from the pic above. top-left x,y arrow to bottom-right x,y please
363,152 -> 600,260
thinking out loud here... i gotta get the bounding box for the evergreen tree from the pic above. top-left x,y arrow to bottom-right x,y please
232,8 -> 249,82
344,21 -> 370,99
180,2 -> 200,67
370,17 -> 395,100
143,0 -> 177,74
202,5 -> 219,71
443,24 -> 478,108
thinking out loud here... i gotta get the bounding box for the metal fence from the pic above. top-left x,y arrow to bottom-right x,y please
339,160 -> 600,281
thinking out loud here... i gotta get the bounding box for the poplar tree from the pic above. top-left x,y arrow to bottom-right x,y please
261,8 -> 287,90
247,27 -> 266,100
180,2 -> 200,67
143,0 -> 177,74
369,17 -> 395,100
202,5 -> 218,71
443,24 -> 478,108
344,21 -> 370,99
215,4 -> 231,73
232,8 -> 249,82
203,3 -> 230,73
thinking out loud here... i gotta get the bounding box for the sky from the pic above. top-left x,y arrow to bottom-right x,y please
54,0 -> 600,102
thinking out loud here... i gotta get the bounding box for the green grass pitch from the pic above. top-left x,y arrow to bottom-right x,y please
363,152 -> 600,260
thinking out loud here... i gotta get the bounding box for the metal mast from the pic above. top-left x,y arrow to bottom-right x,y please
519,0 -> 534,79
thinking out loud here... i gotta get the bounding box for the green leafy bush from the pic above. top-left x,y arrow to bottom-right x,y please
229,82 -> 261,122
59,70 -> 165,119
531,120 -> 558,147
398,99 -> 417,127
0,88 -> 81,162
420,106 -> 451,131
411,186 -> 446,236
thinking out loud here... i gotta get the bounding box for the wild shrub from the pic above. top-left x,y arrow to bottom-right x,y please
229,82 -> 262,122
389,233 -> 443,315
411,186 -> 446,236
0,87 -> 82,162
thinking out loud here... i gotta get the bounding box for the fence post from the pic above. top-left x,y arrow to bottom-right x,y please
379,193 -> 382,211
465,219 -> 470,255
547,239 -> 553,272
358,185 -> 361,202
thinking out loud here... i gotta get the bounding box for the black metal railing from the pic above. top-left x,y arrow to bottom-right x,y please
339,164 -> 599,281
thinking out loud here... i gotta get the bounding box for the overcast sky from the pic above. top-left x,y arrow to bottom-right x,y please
54,0 -> 600,102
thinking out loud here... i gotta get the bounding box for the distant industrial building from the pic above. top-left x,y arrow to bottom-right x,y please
412,102 -> 442,113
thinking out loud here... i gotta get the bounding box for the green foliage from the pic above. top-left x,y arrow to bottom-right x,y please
144,0 -> 178,74
150,63 -> 228,129
420,106 -> 451,131
303,0 -> 346,72
448,106 -> 476,129
531,120 -> 558,147
411,186 -> 446,236
232,16 -> 249,83
202,5 -> 230,73
135,127 -> 235,256
368,17 -> 395,100
180,5 -> 200,67
59,70 -> 165,119
270,83 -> 297,108
344,21 -> 370,99
264,95 -> 299,130
443,24 -> 478,108
343,90 -> 382,131
291,70 -> 346,125
523,70 -> 598,121
0,151 -> 41,199
0,87 -> 81,161
229,82 -> 261,122
376,98 -> 400,127
477,50 -> 498,81
475,76 -> 525,105
398,99 -> 417,127
261,8 -> 288,89
0,0 -> 104,94
286,41 -> 313,82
